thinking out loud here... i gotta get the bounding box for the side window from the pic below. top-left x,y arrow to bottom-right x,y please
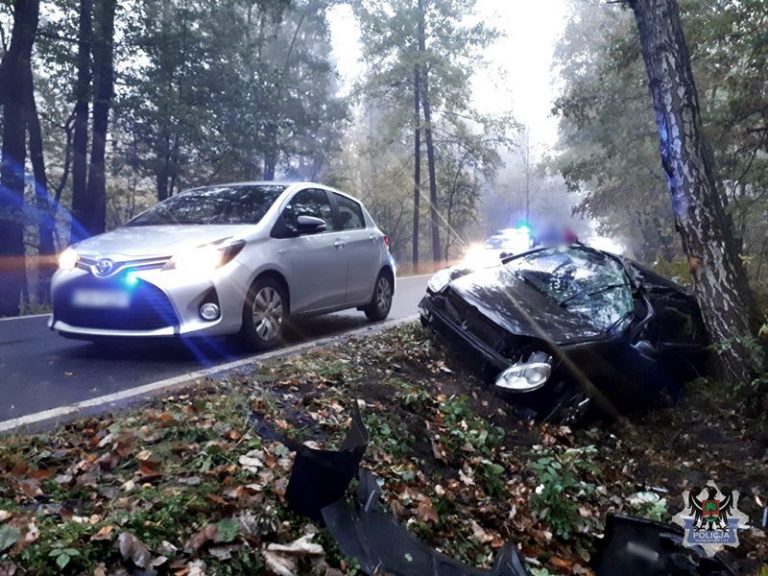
282,189 -> 335,231
332,193 -> 365,230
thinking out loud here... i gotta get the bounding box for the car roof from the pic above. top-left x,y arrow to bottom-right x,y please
184,181 -> 355,198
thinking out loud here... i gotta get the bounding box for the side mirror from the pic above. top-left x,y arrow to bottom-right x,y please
296,215 -> 327,234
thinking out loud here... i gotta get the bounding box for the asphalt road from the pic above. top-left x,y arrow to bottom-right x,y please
0,274 -> 429,424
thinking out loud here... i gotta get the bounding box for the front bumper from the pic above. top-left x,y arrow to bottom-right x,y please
419,293 -> 510,371
50,265 -> 248,339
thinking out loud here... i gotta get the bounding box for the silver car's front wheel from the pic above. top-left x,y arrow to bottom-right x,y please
241,277 -> 287,350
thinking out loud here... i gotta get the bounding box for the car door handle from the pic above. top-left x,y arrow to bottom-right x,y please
334,239 -> 346,249
369,234 -> 376,242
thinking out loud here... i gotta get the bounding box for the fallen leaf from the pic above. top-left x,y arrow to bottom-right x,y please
118,532 -> 152,569
263,533 -> 328,575
185,524 -> 218,553
0,526 -> 20,552
469,520 -> 493,545
266,533 -> 324,556
178,476 -> 201,486
136,449 -> 153,461
187,560 -> 207,576
17,479 -> 43,498
263,550 -> 296,576
415,498 -> 439,524
158,540 -> 178,556
138,461 -> 163,480
0,511 -> 11,523
23,522 -> 39,545
205,493 -> 228,506
209,546 -> 233,561
239,451 -> 264,472
90,525 -> 114,542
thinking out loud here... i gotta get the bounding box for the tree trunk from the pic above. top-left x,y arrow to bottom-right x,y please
69,0 -> 93,243
630,0 -> 764,383
412,63 -> 421,268
263,123 -> 278,180
24,68 -> 56,303
0,0 -> 39,316
417,0 -> 441,262
84,0 -> 116,237
155,0 -> 173,201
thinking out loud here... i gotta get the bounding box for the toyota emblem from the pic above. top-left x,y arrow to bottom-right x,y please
95,259 -> 114,277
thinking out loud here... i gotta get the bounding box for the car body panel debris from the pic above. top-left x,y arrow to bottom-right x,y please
285,403 -> 369,523
593,514 -> 738,576
322,468 -> 532,576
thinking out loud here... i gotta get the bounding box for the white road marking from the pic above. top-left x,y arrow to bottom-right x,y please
0,314 -> 420,433
0,313 -> 51,322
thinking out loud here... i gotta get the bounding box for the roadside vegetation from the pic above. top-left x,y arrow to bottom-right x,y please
0,324 -> 766,575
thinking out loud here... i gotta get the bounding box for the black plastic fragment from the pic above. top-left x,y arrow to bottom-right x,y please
285,402 -> 369,523
593,514 -> 738,576
321,468 -> 531,576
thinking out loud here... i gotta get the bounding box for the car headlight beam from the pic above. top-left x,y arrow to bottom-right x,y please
165,240 -> 245,273
58,248 -> 78,271
495,351 -> 552,392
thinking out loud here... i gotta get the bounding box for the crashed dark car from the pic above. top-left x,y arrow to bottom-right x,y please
419,245 -> 707,423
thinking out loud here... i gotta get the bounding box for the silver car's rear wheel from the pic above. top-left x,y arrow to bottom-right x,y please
364,271 -> 393,321
241,277 -> 287,350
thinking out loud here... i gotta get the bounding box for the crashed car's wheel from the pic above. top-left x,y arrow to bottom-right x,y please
364,271 -> 393,321
241,277 -> 287,351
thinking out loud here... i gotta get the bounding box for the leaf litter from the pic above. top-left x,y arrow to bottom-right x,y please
0,324 -> 764,574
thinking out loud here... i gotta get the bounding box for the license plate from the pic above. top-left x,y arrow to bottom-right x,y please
72,289 -> 131,309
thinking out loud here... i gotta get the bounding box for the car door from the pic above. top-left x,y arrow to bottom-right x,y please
272,188 -> 348,313
330,192 -> 381,304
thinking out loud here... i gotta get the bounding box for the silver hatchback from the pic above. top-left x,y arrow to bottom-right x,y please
50,182 -> 396,349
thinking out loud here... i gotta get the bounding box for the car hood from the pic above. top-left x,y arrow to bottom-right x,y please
447,266 -> 603,344
73,225 -> 254,260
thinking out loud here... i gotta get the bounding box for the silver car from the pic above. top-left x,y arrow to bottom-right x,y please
50,182 -> 396,349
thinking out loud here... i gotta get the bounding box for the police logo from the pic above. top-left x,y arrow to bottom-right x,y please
672,481 -> 749,557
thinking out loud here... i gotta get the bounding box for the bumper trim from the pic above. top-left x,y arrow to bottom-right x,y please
51,320 -> 176,338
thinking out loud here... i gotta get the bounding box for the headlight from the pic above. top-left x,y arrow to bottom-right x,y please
427,268 -> 452,293
58,248 -> 78,271
495,351 -> 552,392
165,240 -> 245,273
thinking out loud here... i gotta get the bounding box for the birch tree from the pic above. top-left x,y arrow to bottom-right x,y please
629,0 -> 765,383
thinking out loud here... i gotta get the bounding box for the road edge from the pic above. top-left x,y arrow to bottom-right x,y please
0,314 -> 420,435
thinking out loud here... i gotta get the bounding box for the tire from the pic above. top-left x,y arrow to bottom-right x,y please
364,271 -> 393,321
240,277 -> 288,351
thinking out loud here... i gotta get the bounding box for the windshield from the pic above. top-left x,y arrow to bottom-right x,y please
126,184 -> 286,226
507,247 -> 634,330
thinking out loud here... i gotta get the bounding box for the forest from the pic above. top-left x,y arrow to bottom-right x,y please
0,0 -> 766,334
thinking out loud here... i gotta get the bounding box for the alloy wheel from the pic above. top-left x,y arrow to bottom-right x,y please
375,276 -> 392,314
252,286 -> 284,341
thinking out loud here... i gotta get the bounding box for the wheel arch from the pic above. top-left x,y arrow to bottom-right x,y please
379,264 -> 395,292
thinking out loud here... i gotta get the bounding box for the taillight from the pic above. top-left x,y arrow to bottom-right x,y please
383,235 -> 390,249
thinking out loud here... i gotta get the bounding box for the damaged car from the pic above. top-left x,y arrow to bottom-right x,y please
420,245 -> 707,423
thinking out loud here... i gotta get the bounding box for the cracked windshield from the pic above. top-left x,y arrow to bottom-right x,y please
0,0 -> 767,574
